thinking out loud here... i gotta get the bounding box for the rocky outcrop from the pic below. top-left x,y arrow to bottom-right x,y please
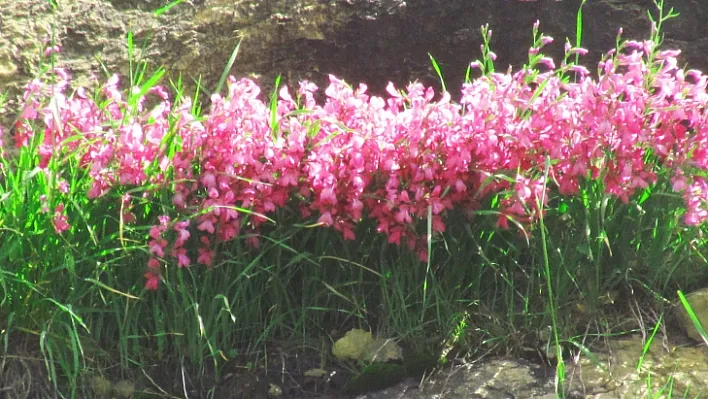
2,0 -> 708,98
355,335 -> 708,399
1,0 -> 707,143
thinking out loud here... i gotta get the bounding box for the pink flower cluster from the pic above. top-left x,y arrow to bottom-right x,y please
10,35 -> 708,290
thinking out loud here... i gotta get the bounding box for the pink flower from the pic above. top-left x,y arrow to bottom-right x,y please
218,222 -> 239,241
246,235 -> 260,248
149,226 -> 164,240
53,203 -> 70,234
174,220 -> 191,247
147,258 -> 161,270
158,215 -> 171,227
57,179 -> 70,194
197,247 -> 215,266
44,45 -> 62,57
17,36 -> 708,282
148,238 -> 167,258
172,248 -> 190,268
144,272 -> 160,291
197,218 -> 215,234
173,192 -> 186,208
39,195 -> 49,214
317,212 -> 334,226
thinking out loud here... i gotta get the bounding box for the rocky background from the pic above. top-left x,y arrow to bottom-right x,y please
3,2 -> 708,397
1,0 -> 707,140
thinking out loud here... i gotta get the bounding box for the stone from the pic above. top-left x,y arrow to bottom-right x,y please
354,335 -> 708,399
332,328 -> 375,361
89,375 -> 112,397
8,0 -> 703,154
332,328 -> 403,363
2,0 -> 708,129
363,337 -> 403,362
676,288 -> 708,342
113,380 -> 135,398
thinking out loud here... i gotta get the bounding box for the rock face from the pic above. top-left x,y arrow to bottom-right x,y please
2,0 -> 707,147
1,0 -> 708,101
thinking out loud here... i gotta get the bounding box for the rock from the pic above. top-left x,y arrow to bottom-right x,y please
89,375 -> 112,397
363,337 -> 403,363
676,288 -> 708,342
4,0 -> 708,161
332,328 -> 404,363
353,357 -> 554,399
455,358 -> 549,399
2,0 -> 708,129
353,335 -> 708,399
332,328 -> 375,361
566,334 -> 708,398
113,380 -> 135,398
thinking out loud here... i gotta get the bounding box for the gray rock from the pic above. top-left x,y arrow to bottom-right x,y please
1,0 -> 707,116
354,335 -> 708,399
676,288 -> 708,343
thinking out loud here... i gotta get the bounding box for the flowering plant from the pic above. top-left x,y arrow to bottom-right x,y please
8,20 -> 708,291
